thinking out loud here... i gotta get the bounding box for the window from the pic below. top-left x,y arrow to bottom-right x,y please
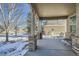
46,19 -> 65,25
70,16 -> 76,33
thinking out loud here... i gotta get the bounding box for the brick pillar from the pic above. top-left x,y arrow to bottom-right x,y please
65,17 -> 70,38
37,16 -> 41,39
37,20 -> 43,39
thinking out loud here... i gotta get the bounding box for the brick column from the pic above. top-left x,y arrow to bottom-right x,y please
65,17 -> 70,38
37,20 -> 42,39
37,19 -> 41,39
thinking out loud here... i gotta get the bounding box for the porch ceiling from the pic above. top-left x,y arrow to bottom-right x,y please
33,3 -> 76,18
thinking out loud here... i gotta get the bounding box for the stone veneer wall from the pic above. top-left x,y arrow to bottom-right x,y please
71,4 -> 79,55
76,4 -> 79,36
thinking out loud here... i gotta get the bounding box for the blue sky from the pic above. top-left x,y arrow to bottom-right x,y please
18,4 -> 31,28
0,3 -> 31,29
15,3 -> 31,28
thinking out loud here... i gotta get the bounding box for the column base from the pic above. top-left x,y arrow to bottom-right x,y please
28,35 -> 37,51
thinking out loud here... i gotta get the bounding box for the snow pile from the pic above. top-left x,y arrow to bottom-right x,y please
61,39 -> 71,46
0,41 -> 29,56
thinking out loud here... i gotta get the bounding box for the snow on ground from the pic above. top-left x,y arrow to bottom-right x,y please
0,41 -> 29,56
61,39 -> 71,46
0,34 -> 29,42
43,35 -> 64,40
0,34 -> 29,56
0,37 -> 28,42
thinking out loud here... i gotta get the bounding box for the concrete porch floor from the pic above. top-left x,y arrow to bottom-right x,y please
26,37 -> 77,56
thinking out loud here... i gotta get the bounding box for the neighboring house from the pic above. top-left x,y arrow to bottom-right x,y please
44,25 -> 65,36
43,19 -> 66,36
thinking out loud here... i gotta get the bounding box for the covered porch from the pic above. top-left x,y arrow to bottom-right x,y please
28,3 -> 79,55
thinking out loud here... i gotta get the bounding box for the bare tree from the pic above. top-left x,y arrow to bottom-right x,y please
26,12 -> 32,34
0,25 -> 4,33
0,4 -> 24,42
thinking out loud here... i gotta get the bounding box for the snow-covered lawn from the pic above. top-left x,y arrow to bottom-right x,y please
0,41 -> 29,56
0,34 -> 29,41
0,35 -> 28,42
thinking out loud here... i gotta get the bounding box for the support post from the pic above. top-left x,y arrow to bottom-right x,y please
65,16 -> 71,39
29,4 -> 37,51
